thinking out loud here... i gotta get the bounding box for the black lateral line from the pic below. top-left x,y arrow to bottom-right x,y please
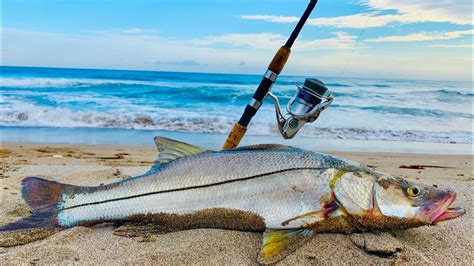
61,167 -> 319,211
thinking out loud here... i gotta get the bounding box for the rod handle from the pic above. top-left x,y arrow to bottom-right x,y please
222,123 -> 247,149
268,46 -> 291,74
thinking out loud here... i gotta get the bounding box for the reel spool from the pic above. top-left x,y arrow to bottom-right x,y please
268,78 -> 333,139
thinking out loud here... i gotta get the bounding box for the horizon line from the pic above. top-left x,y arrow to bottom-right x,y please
1,65 -> 472,84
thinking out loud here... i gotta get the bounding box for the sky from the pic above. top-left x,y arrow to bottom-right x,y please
1,0 -> 473,81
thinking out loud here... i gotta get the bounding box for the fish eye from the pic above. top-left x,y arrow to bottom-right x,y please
407,186 -> 421,197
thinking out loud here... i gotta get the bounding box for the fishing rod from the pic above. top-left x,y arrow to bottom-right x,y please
223,0 -> 332,149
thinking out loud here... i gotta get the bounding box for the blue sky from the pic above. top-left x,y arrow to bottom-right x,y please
2,0 -> 472,81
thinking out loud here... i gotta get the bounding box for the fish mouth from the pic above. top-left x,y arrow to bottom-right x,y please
432,192 -> 465,224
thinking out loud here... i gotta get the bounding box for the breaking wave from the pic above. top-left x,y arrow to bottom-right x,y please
2,77 -> 402,90
1,101 -> 472,144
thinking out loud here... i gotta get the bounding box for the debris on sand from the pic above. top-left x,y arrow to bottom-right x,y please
399,164 -> 453,170
0,229 -> 59,247
97,153 -> 129,160
0,149 -> 12,158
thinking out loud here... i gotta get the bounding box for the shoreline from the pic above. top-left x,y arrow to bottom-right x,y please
0,142 -> 472,264
1,126 -> 472,155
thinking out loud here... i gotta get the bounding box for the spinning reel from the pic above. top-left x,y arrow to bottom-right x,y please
267,78 -> 333,139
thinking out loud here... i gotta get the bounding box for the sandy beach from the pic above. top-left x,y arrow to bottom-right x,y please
0,142 -> 472,264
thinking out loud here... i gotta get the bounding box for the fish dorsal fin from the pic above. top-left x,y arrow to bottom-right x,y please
259,229 -> 313,264
233,144 -> 294,151
147,137 -> 207,173
154,137 -> 207,163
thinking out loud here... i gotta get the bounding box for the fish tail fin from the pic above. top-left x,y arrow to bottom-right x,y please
0,176 -> 76,232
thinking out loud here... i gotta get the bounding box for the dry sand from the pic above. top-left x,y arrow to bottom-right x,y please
0,142 -> 472,265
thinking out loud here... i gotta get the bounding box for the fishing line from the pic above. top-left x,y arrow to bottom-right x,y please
339,1 -> 378,78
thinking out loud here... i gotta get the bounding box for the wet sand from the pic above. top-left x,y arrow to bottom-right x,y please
0,142 -> 472,264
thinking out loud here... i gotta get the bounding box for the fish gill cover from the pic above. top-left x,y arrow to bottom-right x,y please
1,66 -> 472,144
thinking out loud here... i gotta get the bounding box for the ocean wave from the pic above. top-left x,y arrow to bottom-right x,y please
331,104 -> 473,119
276,81 -> 354,87
0,77 -> 146,88
1,103 -> 471,144
3,77 -> 471,100
0,77 -> 256,89
0,103 -> 235,133
274,80 -> 390,88
296,126 -> 472,144
412,89 -> 474,97
325,83 -> 391,88
89,73 -> 192,82
325,83 -> 353,87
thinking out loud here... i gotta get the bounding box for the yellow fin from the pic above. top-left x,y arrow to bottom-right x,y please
259,229 -> 313,264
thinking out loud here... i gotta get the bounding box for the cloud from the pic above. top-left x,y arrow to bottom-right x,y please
242,13 -> 420,29
241,0 -> 472,28
2,28 -> 472,81
193,32 -> 357,51
361,0 -> 472,25
193,33 -> 284,50
286,49 -> 472,81
1,28 -> 274,74
240,15 -> 299,24
428,44 -> 474,49
368,29 -> 474,42
293,32 -> 357,51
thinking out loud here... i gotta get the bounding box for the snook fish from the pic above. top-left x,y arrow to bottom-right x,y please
0,137 -> 465,264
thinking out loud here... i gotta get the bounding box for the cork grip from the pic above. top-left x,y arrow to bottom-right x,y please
222,123 -> 248,149
268,46 -> 291,74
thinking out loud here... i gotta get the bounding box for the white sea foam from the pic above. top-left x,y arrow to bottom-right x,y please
1,99 -> 471,144
0,97 -> 234,132
1,77 -> 118,88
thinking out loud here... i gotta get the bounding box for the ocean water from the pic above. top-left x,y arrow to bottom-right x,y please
1,66 -> 473,145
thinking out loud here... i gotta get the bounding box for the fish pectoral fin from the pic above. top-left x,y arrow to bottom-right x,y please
259,228 -> 313,265
149,137 -> 208,171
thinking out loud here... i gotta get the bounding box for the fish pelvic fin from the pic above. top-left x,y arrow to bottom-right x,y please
0,177 -> 75,232
259,228 -> 313,264
149,136 -> 208,173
